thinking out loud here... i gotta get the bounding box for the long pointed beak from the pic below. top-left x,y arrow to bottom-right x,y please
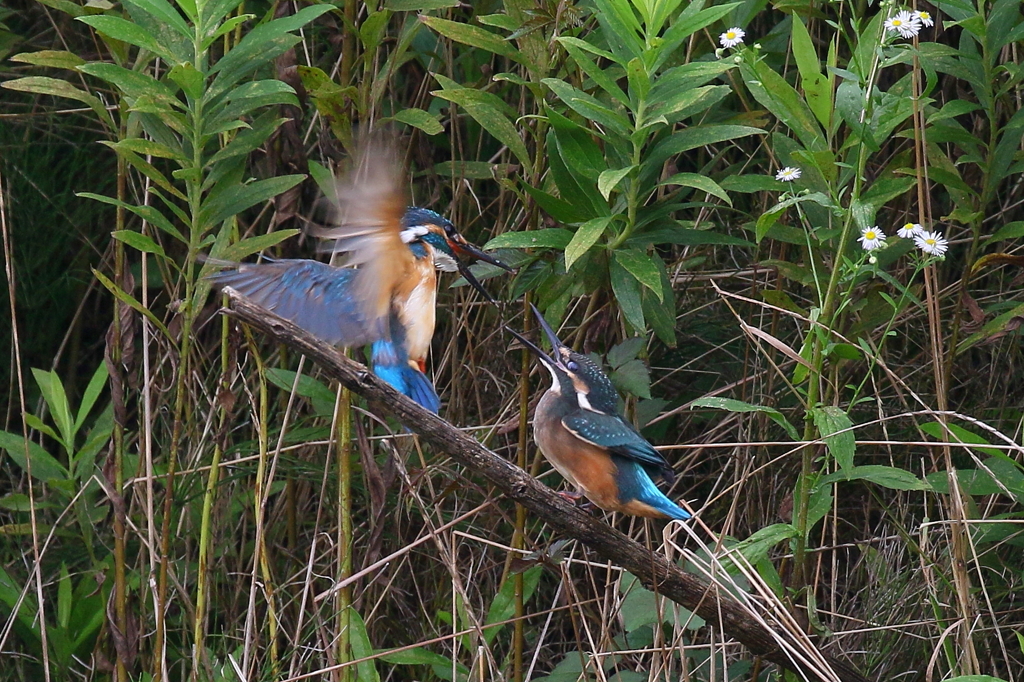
529,304 -> 568,356
504,325 -> 561,374
457,260 -> 498,303
449,237 -> 515,272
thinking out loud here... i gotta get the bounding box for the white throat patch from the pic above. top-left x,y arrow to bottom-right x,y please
432,249 -> 459,272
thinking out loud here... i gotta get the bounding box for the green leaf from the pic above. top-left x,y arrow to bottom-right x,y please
24,414 -> 61,445
77,192 -> 185,242
652,3 -> 740,71
483,566 -> 542,645
982,221 -> 1024,248
57,563 -> 72,630
648,84 -> 731,123
92,268 -> 172,342
307,160 -> 336,199
556,37 -> 628,104
208,5 -> 332,96
265,368 -> 336,417
740,58 -> 824,151
109,138 -> 187,162
167,62 -> 204,101
732,524 -> 799,565
124,0 -> 192,38
389,107 -> 443,135
650,125 -> 764,167
111,230 -> 166,257
484,229 -> 573,250
690,397 -> 799,441
200,175 -> 304,228
790,14 -> 831,128
385,0 -> 458,8
719,175 -> 783,193
420,16 -> 522,62
541,78 -> 632,137
661,172 -> 731,206
10,50 -> 86,69
76,15 -> 176,61
202,13 -> 256,50
615,249 -> 663,301
920,422 -> 1002,458
565,217 -> 611,270
345,609 -> 380,682
1,76 -> 112,127
610,257 -> 645,332
625,57 -> 650,104
78,62 -> 181,111
432,78 -> 530,165
0,431 -> 70,482
610,359 -> 651,399
219,229 -> 300,263
812,406 -> 855,473
822,465 -> 931,491
359,10 -> 391,51
608,338 -> 644,369
74,364 -> 109,434
31,369 -> 75,449
597,167 -> 633,201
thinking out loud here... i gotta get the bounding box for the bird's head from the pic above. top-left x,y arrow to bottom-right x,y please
400,208 -> 513,301
507,304 -> 620,414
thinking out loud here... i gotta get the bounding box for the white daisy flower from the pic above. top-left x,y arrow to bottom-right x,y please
915,10 -> 934,27
915,230 -> 948,256
884,10 -> 922,39
720,28 -> 745,48
775,166 -> 802,182
897,222 -> 924,238
859,226 -> 886,251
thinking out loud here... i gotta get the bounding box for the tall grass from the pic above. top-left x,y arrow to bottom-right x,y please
1,0 -> 1023,680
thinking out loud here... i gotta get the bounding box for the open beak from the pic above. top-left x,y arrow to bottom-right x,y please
504,304 -> 567,371
448,234 -> 514,303
529,304 -> 569,361
448,235 -> 515,272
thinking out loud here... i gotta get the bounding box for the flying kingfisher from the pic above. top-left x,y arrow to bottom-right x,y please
507,305 -> 691,521
210,141 -> 511,413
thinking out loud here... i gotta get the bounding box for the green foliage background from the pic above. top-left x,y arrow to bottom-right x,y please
1,0 -> 1023,680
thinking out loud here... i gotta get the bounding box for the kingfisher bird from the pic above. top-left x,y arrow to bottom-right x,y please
507,305 -> 691,521
210,141 -> 511,413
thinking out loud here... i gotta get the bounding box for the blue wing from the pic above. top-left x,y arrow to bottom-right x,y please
209,259 -> 387,347
561,411 -> 673,476
611,457 -> 691,521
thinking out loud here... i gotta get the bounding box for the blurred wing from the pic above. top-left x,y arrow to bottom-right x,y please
209,259 -> 382,347
312,138 -> 413,329
562,412 -> 671,472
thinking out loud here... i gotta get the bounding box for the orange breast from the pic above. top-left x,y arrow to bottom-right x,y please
535,397 -> 624,512
394,260 -> 437,364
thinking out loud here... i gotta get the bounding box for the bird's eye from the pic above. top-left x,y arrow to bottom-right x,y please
566,360 -> 578,372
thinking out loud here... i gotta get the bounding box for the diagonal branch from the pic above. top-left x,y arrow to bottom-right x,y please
223,292 -> 873,682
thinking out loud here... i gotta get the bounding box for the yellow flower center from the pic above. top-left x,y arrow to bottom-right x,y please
926,238 -> 936,245
866,231 -> 877,239
727,31 -> 736,38
892,19 -> 903,26
920,12 -> 930,19
904,223 -> 914,230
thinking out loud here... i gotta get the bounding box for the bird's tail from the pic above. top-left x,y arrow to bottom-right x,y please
648,495 -> 692,521
371,339 -> 441,413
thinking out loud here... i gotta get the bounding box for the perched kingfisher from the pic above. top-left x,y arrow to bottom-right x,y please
507,306 -> 691,521
210,141 -> 511,413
